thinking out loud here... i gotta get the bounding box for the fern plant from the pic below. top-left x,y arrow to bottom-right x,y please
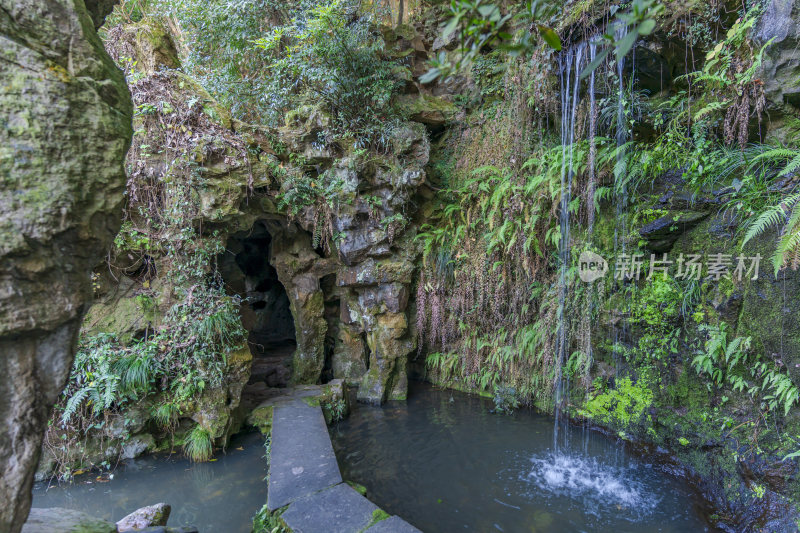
743,186 -> 800,274
60,334 -> 126,425
693,324 -> 799,416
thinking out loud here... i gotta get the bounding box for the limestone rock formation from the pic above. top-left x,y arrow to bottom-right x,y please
755,0 -> 800,140
0,0 -> 132,531
83,20 -> 431,424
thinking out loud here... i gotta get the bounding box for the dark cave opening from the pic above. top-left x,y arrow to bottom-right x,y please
218,221 -> 296,393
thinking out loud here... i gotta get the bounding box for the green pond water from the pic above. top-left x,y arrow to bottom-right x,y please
32,432 -> 267,532
330,381 -> 715,533
31,382 -> 715,532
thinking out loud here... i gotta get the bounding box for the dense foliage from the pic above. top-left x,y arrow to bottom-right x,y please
48,0 -> 800,522
255,0 -> 404,146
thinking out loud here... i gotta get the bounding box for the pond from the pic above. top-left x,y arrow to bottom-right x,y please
330,381 -> 714,533
32,431 -> 267,532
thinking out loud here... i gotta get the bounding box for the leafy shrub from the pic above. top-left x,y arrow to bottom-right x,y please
254,0 -> 403,147
492,386 -> 520,414
580,377 -> 654,428
252,505 -> 289,533
60,334 -> 137,426
321,397 -> 347,423
57,285 -> 245,430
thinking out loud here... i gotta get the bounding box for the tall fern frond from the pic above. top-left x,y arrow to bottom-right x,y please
61,387 -> 90,425
743,194 -> 799,245
779,151 -> 800,177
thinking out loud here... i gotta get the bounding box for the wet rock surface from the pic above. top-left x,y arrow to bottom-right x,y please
263,389 -> 420,532
116,503 -> 171,531
22,508 -> 117,533
0,0 -> 132,530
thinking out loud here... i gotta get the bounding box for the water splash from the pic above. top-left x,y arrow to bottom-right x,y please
525,452 -> 660,521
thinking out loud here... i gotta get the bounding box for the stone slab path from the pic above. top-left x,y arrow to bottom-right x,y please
268,399 -> 343,511
266,397 -> 421,532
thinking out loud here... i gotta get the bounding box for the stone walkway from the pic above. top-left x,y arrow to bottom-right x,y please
266,398 -> 421,533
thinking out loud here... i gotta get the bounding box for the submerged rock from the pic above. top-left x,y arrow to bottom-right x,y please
22,508 -> 116,533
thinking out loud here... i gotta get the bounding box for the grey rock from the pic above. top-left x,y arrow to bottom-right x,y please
639,211 -> 707,252
282,483 -> 379,533
121,434 -> 156,460
332,324 -> 368,384
0,0 -> 132,530
267,400 -> 342,511
116,503 -> 171,531
136,526 -> 200,533
358,283 -> 409,314
756,0 -> 800,109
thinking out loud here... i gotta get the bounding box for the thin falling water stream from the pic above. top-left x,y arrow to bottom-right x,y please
612,23 -> 632,383
554,41 -> 587,452
552,26 -> 645,486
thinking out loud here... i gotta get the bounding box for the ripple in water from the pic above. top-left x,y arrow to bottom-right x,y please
524,452 -> 660,521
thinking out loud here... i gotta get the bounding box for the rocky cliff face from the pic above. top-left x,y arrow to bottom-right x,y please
98,20 -> 430,404
55,19 -> 433,476
0,0 -> 132,530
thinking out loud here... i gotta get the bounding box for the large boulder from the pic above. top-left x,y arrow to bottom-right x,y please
755,0 -> 800,108
0,0 -> 132,530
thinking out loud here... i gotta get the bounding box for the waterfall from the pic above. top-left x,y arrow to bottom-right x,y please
610,23 -> 632,381
580,41 -> 599,453
587,42 -> 598,235
554,26 -> 636,454
614,23 -> 630,254
553,42 -> 587,451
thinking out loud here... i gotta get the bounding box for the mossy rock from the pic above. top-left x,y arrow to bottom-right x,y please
23,508 -> 117,533
346,481 -> 368,496
395,94 -> 457,127
113,19 -> 181,75
247,405 -> 274,436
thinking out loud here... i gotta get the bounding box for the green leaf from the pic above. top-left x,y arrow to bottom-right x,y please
537,25 -> 561,51
637,19 -> 656,36
442,16 -> 461,40
420,67 -> 442,84
615,31 -> 638,61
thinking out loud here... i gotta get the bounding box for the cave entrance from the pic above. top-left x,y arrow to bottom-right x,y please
219,221 -> 295,394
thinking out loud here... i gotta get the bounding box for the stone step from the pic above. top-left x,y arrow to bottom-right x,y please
282,483 -> 379,533
267,400 -> 342,511
264,386 -> 422,531
366,516 -> 422,533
